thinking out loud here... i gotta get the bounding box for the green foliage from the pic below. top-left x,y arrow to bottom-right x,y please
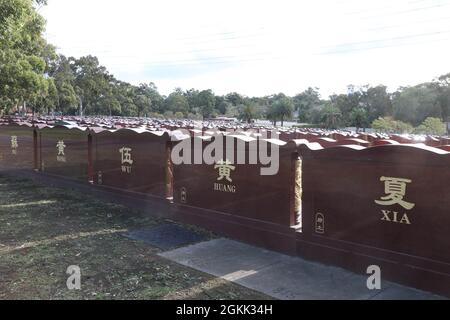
392,84 -> 441,126
238,102 -> 257,123
267,94 -> 294,126
371,117 -> 413,134
362,85 -> 392,122
414,117 -> 446,135
225,92 -> 245,106
165,89 -> 189,115
149,112 -> 164,119
349,107 -> 369,131
198,89 -> 216,119
1,0 -> 450,134
293,87 -> 322,122
0,0 -> 49,112
174,111 -> 184,119
320,103 -> 342,129
163,110 -> 174,119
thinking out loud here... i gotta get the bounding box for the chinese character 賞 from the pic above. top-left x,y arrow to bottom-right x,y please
214,159 -> 235,182
375,176 -> 415,210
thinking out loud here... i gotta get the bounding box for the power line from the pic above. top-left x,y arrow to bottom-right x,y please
54,40 -> 269,62
321,28 -> 450,49
318,32 -> 450,55
344,0 -> 412,16
105,51 -> 278,67
105,53 -> 283,68
360,2 -> 450,20
367,16 -> 450,31
45,27 -> 266,47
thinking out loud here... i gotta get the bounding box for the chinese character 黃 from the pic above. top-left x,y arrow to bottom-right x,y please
214,159 -> 235,183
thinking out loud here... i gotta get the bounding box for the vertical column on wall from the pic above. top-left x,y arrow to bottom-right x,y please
87,132 -> 94,184
39,131 -> 43,171
165,141 -> 174,200
33,128 -> 38,171
294,154 -> 303,230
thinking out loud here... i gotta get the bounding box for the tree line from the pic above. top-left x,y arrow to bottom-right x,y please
1,0 -> 449,135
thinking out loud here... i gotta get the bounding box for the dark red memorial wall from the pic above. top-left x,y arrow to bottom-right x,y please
170,135 -> 298,253
92,128 -> 170,198
38,126 -> 90,181
0,123 -> 36,169
297,143 -> 450,296
172,136 -> 296,226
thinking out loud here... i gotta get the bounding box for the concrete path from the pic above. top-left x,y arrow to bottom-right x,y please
159,238 -> 445,300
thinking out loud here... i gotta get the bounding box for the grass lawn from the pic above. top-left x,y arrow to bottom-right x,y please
0,174 -> 270,300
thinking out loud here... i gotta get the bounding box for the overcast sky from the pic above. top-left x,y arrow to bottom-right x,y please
40,0 -> 450,98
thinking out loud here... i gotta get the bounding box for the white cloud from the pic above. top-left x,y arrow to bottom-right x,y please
41,0 -> 450,97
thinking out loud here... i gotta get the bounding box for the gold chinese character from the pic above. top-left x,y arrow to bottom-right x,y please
56,140 -> 66,156
11,136 -> 18,150
375,176 -> 415,210
214,159 -> 235,182
119,147 -> 133,165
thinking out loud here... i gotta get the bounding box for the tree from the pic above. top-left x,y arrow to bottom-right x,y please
165,88 -> 189,115
32,77 -> 58,115
0,0 -> 49,113
225,92 -> 245,106
415,117 -> 446,135
361,85 -> 392,123
293,87 -> 321,122
238,102 -> 257,123
272,94 -> 294,126
330,86 -> 363,126
163,110 -> 174,119
349,107 -> 369,132
132,83 -> 154,117
70,55 -> 112,115
174,111 -> 184,119
48,55 -> 78,114
136,82 -> 162,113
433,73 -> 450,134
392,84 -> 441,126
266,103 -> 279,126
371,117 -> 413,134
372,117 -> 394,133
198,89 -> 216,119
184,88 -> 200,113
320,103 -> 342,129
215,95 -> 230,115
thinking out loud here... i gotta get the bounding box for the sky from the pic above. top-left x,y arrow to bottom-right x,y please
40,0 -> 450,98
